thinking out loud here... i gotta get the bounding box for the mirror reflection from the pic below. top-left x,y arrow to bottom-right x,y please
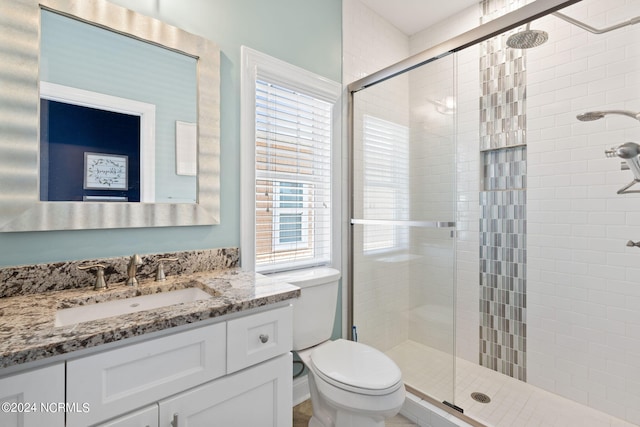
0,0 -> 220,231
39,9 -> 198,203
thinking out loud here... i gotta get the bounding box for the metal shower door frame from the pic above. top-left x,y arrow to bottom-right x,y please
346,0 -> 582,338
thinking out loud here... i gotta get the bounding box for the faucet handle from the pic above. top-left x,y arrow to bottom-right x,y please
78,264 -> 107,290
155,257 -> 178,281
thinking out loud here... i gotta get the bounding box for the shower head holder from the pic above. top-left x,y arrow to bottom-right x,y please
615,179 -> 640,195
604,142 -> 640,194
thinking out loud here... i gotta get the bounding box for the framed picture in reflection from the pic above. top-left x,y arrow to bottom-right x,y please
84,152 -> 128,190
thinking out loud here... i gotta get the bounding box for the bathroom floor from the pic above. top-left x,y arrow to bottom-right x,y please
293,399 -> 417,426
386,340 -> 636,427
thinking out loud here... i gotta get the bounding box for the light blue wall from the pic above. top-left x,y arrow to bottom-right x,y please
0,0 -> 342,267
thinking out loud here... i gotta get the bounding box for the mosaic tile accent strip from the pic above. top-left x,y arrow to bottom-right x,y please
479,188 -> 527,381
480,0 -> 527,151
479,0 -> 528,382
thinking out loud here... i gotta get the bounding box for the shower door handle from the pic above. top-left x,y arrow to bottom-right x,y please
350,219 -> 456,228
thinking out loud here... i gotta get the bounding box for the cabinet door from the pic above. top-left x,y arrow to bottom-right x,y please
67,322 -> 226,427
97,404 -> 158,427
159,353 -> 292,427
0,363 -> 64,427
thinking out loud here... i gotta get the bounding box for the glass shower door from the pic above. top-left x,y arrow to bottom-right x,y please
350,55 -> 457,405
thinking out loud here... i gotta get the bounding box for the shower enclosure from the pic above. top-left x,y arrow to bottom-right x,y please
350,53 -> 458,406
348,0 -> 640,425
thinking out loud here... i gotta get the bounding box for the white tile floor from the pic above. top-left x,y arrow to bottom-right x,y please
386,341 -> 637,427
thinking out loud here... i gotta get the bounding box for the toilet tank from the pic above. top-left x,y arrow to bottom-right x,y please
268,267 -> 341,351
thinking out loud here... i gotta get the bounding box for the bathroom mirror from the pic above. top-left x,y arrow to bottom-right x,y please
0,0 -> 220,231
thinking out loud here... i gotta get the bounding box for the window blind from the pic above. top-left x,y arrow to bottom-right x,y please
363,115 -> 410,252
254,79 -> 332,272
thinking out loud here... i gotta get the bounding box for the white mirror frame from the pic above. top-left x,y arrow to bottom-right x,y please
0,0 -> 220,231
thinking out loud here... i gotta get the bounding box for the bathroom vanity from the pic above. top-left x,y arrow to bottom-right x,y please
0,267 -> 299,427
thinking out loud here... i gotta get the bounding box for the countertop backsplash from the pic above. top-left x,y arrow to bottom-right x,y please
0,248 -> 239,298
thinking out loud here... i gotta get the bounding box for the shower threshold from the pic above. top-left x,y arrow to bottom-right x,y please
388,340 -> 635,427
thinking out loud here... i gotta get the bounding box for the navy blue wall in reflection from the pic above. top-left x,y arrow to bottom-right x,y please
40,100 -> 141,202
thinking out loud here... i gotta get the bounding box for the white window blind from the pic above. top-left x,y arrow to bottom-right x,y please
254,79 -> 332,271
363,115 -> 409,252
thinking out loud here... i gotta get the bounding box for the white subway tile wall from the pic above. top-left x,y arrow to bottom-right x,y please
407,55 -> 456,357
452,45 -> 483,365
527,0 -> 640,423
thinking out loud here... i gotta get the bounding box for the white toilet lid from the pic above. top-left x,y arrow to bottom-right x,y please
310,339 -> 402,395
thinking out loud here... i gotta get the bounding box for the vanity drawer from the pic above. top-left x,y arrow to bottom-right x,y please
66,322 -> 226,427
226,305 -> 292,373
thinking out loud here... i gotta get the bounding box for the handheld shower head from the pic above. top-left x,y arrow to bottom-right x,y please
577,110 -> 640,122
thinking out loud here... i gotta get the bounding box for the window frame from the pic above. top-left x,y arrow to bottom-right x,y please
240,47 -> 341,273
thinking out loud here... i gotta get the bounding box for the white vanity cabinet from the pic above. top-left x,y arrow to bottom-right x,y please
0,363 -> 65,427
66,304 -> 293,427
159,353 -> 291,427
66,322 -> 226,427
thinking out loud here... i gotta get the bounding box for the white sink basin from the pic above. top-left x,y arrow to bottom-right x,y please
54,287 -> 213,327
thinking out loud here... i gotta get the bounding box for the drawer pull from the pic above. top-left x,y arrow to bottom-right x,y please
259,334 -> 269,344
171,413 -> 179,427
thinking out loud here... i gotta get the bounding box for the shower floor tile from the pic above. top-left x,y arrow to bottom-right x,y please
386,340 -> 636,427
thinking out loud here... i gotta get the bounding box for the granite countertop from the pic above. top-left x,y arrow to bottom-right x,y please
0,268 -> 300,369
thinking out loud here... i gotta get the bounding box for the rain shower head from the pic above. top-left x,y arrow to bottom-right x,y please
506,23 -> 549,49
576,110 -> 640,122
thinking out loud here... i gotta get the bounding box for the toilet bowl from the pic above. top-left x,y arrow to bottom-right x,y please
299,339 -> 405,427
270,268 -> 405,427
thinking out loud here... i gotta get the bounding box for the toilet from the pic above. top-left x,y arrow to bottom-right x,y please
271,267 -> 405,427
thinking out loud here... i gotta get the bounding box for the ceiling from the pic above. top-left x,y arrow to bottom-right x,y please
360,0 -> 479,35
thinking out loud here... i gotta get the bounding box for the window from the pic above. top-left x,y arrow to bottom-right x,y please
273,182 -> 308,249
241,47 -> 341,273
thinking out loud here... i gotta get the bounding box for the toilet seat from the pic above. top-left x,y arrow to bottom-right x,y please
309,339 -> 402,396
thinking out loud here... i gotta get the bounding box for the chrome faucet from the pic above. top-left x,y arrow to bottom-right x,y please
127,254 -> 143,286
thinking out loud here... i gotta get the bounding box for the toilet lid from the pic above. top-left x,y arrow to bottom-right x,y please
310,339 -> 402,395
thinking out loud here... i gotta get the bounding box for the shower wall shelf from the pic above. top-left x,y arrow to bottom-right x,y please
479,143 -> 527,153
350,219 -> 456,228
